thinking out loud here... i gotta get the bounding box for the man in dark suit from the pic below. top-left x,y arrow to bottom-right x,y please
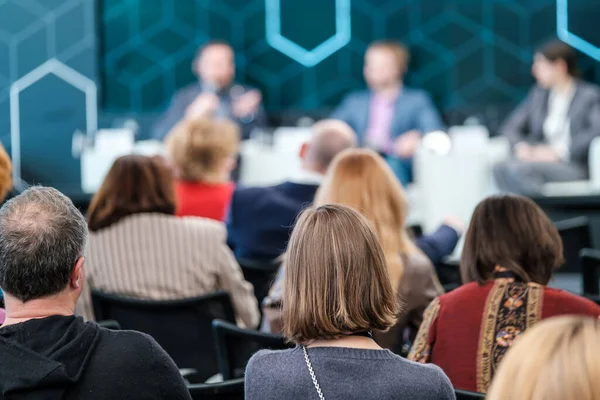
332,41 -> 444,185
152,41 -> 266,140
494,40 -> 600,195
226,120 -> 357,261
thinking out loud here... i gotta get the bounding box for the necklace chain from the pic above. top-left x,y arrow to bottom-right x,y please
302,346 -> 325,400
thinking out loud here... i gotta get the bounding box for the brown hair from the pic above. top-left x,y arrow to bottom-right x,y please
460,194 -> 563,285
282,204 -> 398,343
488,316 -> 600,400
537,39 -> 579,77
0,144 -> 12,202
87,155 -> 176,232
314,149 -> 418,290
166,118 -> 240,182
369,40 -> 410,71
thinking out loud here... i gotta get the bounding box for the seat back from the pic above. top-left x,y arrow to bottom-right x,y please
237,258 -> 280,306
454,389 -> 486,399
580,248 -> 600,295
555,216 -> 592,273
212,319 -> 292,380
188,377 -> 245,400
92,290 -> 236,381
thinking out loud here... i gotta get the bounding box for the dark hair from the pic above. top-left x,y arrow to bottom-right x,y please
537,39 -> 579,77
87,155 -> 176,232
460,195 -> 563,285
0,186 -> 88,302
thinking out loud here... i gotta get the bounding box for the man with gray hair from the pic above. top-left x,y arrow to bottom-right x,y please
0,187 -> 191,399
226,119 -> 357,261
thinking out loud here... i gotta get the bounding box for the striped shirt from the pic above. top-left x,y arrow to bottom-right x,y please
76,213 -> 260,328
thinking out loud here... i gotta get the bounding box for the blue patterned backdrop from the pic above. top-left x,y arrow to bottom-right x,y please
99,0 -> 600,113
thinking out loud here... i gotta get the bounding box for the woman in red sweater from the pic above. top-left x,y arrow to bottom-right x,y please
166,118 -> 239,221
408,194 -> 600,394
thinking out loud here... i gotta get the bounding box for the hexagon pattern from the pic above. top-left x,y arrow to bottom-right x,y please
98,0 -> 600,114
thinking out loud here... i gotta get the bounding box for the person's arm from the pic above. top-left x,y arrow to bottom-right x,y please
415,225 -> 460,265
415,92 -> 445,134
152,92 -> 190,141
570,91 -> 600,164
147,336 -> 192,399
408,297 -> 440,363
214,227 -> 260,329
500,89 -> 535,146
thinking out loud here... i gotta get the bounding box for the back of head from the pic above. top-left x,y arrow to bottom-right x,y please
305,119 -> 357,172
487,316 -> 600,400
87,155 -> 176,232
460,194 -> 563,285
0,186 -> 87,302
283,204 -> 397,343
314,149 -> 416,287
166,118 -> 240,182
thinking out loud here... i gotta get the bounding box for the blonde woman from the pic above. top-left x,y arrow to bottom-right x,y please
166,118 -> 239,221
262,149 -> 450,351
245,205 -> 454,400
488,316 -> 600,400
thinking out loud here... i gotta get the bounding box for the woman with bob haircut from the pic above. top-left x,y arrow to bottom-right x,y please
409,194 -> 600,393
487,316 -> 600,400
245,204 -> 454,400
262,149 -> 459,350
77,155 -> 259,328
166,117 -> 239,221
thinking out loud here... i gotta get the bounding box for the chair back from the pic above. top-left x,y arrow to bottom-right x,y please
580,248 -> 600,296
92,290 -> 235,381
188,377 -> 244,400
212,319 -> 292,380
455,389 -> 486,399
555,216 -> 592,273
237,258 -> 280,306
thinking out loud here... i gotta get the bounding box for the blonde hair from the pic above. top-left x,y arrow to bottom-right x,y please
283,204 -> 398,343
488,316 -> 600,400
166,118 -> 239,182
314,149 -> 418,289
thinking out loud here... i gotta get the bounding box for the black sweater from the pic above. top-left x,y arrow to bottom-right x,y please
0,315 -> 191,399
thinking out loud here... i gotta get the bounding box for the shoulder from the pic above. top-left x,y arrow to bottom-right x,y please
246,348 -> 299,376
403,87 -> 434,102
542,287 -> 600,315
233,184 -> 283,203
388,356 -> 454,396
95,326 -> 161,359
177,215 -> 226,236
437,281 -> 484,305
576,81 -> 600,100
341,90 -> 369,103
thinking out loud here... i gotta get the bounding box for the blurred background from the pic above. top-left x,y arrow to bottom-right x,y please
1,0 -> 599,195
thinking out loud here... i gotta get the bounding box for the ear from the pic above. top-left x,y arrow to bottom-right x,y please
299,142 -> 309,160
70,257 -> 85,290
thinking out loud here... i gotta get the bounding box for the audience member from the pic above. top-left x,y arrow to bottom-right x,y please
487,316 -> 600,400
262,149 -> 460,347
153,40 -> 266,140
166,118 -> 240,221
495,39 -> 600,195
245,205 -> 455,400
408,194 -> 600,393
226,119 -> 356,261
77,155 -> 259,328
332,41 -> 444,185
0,187 -> 191,399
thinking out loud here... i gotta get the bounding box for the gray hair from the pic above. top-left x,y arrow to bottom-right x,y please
0,186 -> 88,302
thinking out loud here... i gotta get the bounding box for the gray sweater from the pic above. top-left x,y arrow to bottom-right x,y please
245,346 -> 455,400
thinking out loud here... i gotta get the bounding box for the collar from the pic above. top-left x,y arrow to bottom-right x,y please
289,169 -> 323,185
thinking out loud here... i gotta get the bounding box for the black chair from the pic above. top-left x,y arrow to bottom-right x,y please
455,389 -> 486,399
212,319 -> 292,380
92,290 -> 236,382
580,248 -> 600,296
555,216 -> 592,273
237,258 -> 281,307
188,377 -> 244,400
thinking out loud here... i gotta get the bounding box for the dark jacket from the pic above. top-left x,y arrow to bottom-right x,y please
152,82 -> 267,140
0,315 -> 191,399
226,182 -> 320,261
501,80 -> 600,166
